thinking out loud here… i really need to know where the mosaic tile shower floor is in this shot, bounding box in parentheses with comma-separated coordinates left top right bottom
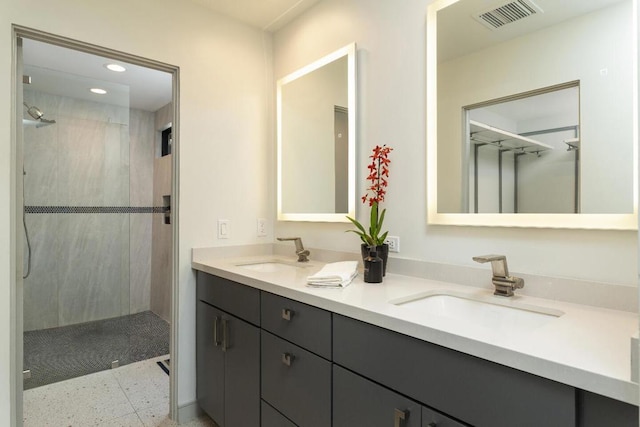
(24, 311, 170, 390)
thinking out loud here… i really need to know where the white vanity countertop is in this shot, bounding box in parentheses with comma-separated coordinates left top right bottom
(192, 251, 639, 406)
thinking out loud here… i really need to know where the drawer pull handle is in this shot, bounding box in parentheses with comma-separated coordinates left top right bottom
(394, 409, 409, 427)
(213, 316, 221, 347)
(281, 352, 295, 366)
(281, 308, 294, 321)
(221, 318, 229, 352)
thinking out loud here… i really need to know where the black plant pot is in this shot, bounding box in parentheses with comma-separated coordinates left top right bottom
(361, 243, 389, 277)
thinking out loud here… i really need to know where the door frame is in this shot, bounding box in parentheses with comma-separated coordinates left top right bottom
(11, 25, 181, 424)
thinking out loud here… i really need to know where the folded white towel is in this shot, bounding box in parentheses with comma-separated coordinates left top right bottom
(306, 261, 358, 288)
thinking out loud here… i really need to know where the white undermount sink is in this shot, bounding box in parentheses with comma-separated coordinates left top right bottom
(391, 290, 564, 333)
(235, 261, 304, 273)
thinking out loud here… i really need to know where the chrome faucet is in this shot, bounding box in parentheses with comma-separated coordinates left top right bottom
(472, 254, 524, 297)
(277, 237, 310, 262)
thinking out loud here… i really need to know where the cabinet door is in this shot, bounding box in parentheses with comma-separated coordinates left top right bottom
(334, 365, 422, 427)
(196, 301, 225, 425)
(262, 331, 331, 427)
(224, 313, 260, 427)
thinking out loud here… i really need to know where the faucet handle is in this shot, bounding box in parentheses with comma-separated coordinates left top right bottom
(472, 254, 509, 278)
(473, 254, 524, 297)
(277, 237, 310, 262)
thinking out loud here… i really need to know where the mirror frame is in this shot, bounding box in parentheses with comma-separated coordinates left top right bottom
(426, 0, 638, 230)
(277, 43, 357, 222)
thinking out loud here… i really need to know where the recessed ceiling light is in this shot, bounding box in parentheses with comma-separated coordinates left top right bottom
(105, 63, 126, 72)
(90, 88, 107, 95)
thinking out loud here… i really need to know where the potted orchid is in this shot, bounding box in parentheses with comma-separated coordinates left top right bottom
(346, 144, 392, 275)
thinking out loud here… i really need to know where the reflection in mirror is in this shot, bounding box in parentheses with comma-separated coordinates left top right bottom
(277, 43, 356, 222)
(427, 0, 637, 229)
(466, 82, 580, 214)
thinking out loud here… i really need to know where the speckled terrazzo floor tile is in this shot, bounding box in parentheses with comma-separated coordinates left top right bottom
(136, 403, 217, 427)
(23, 369, 135, 426)
(135, 403, 174, 427)
(95, 411, 144, 427)
(180, 415, 217, 427)
(112, 356, 170, 411)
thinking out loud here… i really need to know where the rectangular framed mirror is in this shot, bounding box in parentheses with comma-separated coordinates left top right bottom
(277, 43, 357, 222)
(427, 0, 638, 229)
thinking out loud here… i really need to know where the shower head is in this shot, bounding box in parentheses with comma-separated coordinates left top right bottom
(23, 102, 56, 127)
(23, 102, 43, 120)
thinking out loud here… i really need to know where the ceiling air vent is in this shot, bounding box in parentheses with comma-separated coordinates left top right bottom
(474, 0, 543, 30)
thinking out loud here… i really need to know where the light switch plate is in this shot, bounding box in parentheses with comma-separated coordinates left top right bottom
(257, 218, 267, 237)
(217, 219, 230, 239)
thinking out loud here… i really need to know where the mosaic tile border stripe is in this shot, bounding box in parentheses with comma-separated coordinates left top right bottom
(25, 206, 167, 214)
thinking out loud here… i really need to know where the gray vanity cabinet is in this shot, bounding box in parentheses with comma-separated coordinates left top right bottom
(578, 389, 638, 427)
(333, 364, 423, 427)
(333, 364, 467, 427)
(333, 314, 575, 427)
(195, 271, 637, 427)
(196, 272, 260, 427)
(262, 400, 297, 427)
(421, 407, 467, 427)
(260, 292, 332, 427)
(196, 301, 225, 423)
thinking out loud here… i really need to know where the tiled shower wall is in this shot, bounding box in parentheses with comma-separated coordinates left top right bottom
(150, 103, 172, 323)
(23, 90, 157, 331)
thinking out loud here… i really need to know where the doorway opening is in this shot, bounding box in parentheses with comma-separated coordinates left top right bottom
(14, 26, 179, 425)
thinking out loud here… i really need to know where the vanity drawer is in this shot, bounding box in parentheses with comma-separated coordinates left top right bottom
(196, 271, 260, 326)
(261, 292, 332, 359)
(262, 400, 298, 427)
(261, 330, 331, 427)
(333, 364, 423, 427)
(333, 314, 575, 427)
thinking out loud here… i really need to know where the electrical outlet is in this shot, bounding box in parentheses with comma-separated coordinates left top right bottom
(217, 219, 231, 239)
(385, 236, 400, 253)
(257, 218, 267, 237)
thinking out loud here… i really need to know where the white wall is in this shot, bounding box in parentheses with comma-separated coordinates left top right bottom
(0, 0, 272, 423)
(273, 0, 637, 287)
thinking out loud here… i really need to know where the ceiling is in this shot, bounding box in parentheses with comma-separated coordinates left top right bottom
(22, 38, 173, 112)
(188, 0, 322, 31)
(21, 0, 321, 114)
(438, 0, 627, 63)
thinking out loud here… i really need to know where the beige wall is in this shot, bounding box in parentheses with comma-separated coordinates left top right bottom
(0, 0, 273, 423)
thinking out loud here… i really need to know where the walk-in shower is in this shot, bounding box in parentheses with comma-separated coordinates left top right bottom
(21, 37, 173, 390)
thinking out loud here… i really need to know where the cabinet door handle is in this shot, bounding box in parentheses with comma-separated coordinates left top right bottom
(213, 316, 221, 347)
(281, 308, 294, 321)
(221, 318, 229, 352)
(394, 409, 409, 427)
(281, 352, 295, 366)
